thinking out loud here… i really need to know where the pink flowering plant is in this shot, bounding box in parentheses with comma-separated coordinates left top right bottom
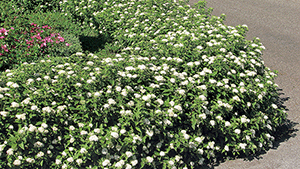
(0, 23, 68, 71)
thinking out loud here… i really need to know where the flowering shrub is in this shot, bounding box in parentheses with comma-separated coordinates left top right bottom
(10, 0, 61, 13)
(0, 23, 69, 71)
(0, 0, 288, 168)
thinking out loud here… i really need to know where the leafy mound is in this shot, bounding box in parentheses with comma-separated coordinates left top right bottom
(0, 0, 287, 168)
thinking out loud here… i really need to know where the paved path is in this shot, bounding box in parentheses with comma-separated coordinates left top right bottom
(188, 0, 300, 168)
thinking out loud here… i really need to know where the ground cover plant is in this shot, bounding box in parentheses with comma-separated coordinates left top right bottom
(0, 0, 288, 168)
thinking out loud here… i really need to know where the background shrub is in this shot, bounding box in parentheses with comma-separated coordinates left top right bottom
(48, 31, 83, 57)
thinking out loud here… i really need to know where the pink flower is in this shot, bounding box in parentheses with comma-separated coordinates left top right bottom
(0, 36, 5, 39)
(66, 43, 69, 46)
(1, 45, 8, 52)
(11, 27, 14, 30)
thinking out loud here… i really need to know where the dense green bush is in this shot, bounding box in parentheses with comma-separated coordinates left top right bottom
(0, 0, 288, 168)
(11, 0, 61, 13)
(27, 11, 108, 54)
(49, 31, 83, 57)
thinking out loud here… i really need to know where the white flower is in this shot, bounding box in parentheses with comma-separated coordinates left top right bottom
(197, 85, 207, 90)
(80, 130, 88, 135)
(199, 114, 206, 119)
(224, 145, 229, 151)
(233, 96, 240, 101)
(34, 141, 44, 148)
(271, 104, 278, 109)
(42, 106, 52, 113)
(89, 135, 98, 141)
(55, 159, 62, 165)
(174, 105, 182, 111)
(232, 89, 239, 93)
(138, 65, 146, 70)
(102, 159, 110, 166)
(234, 129, 241, 134)
(111, 132, 119, 139)
(6, 148, 14, 155)
(115, 160, 125, 167)
(126, 151, 133, 158)
(241, 116, 248, 123)
(11, 83, 19, 88)
(131, 160, 138, 166)
(6, 81, 14, 86)
(94, 92, 101, 97)
(154, 76, 164, 81)
(196, 45, 203, 50)
(13, 159, 21, 166)
(199, 95, 206, 101)
(168, 160, 175, 165)
(134, 93, 141, 98)
(184, 134, 190, 140)
(11, 102, 19, 108)
(210, 120, 216, 126)
(170, 78, 176, 83)
(76, 159, 83, 165)
(108, 98, 116, 105)
(120, 129, 126, 134)
(16, 113, 26, 120)
(142, 95, 151, 101)
(62, 164, 67, 169)
(187, 62, 194, 66)
(67, 157, 74, 163)
(26, 158, 35, 163)
(87, 61, 94, 66)
(225, 121, 231, 127)
(80, 148, 87, 154)
(239, 143, 247, 149)
(208, 141, 215, 149)
(220, 48, 226, 52)
(156, 99, 164, 105)
(69, 125, 75, 131)
(36, 151, 44, 158)
(75, 83, 82, 87)
(146, 130, 154, 137)
(209, 79, 217, 84)
(146, 156, 153, 163)
(258, 83, 264, 88)
(159, 151, 165, 156)
(195, 136, 205, 143)
(0, 111, 8, 117)
(178, 89, 185, 95)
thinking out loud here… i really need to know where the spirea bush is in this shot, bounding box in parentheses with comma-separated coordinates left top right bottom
(0, 0, 287, 168)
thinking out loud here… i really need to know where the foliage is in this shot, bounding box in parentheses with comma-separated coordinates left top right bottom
(49, 31, 83, 57)
(11, 0, 61, 14)
(0, 0, 288, 168)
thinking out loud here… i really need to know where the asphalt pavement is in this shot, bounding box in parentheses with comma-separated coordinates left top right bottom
(188, 0, 300, 168)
